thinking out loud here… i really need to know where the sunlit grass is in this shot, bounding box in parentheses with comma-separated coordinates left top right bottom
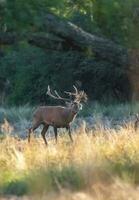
(1, 122, 139, 199)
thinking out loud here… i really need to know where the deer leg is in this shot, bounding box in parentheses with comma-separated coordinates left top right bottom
(135, 120, 139, 131)
(66, 126, 73, 142)
(28, 122, 40, 143)
(54, 127, 58, 143)
(28, 129, 31, 143)
(41, 125, 49, 145)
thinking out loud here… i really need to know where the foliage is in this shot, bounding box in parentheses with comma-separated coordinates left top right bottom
(0, 46, 77, 104)
(1, 102, 139, 127)
(2, 179, 28, 196)
(93, 0, 139, 47)
(0, 45, 130, 105)
(1, 0, 139, 42)
(0, 0, 139, 104)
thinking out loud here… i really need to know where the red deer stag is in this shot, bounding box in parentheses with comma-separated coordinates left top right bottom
(28, 85, 87, 145)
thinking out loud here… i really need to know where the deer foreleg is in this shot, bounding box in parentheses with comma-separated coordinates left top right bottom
(28, 122, 41, 143)
(28, 128, 32, 143)
(54, 127, 58, 143)
(41, 125, 49, 145)
(66, 126, 73, 142)
(135, 120, 139, 131)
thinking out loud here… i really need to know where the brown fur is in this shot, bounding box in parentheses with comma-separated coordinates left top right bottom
(28, 105, 77, 145)
(33, 106, 77, 127)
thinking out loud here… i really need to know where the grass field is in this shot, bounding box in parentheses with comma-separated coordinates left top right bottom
(1, 118, 139, 200)
(0, 102, 139, 137)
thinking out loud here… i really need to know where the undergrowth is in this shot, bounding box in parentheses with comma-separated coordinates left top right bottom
(0, 123, 139, 199)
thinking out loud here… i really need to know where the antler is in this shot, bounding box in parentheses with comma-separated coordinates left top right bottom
(65, 85, 87, 103)
(47, 85, 71, 102)
(73, 85, 78, 95)
(76, 91, 88, 103)
(64, 85, 79, 96)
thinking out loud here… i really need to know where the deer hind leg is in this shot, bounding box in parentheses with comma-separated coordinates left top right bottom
(66, 126, 73, 142)
(28, 121, 41, 143)
(41, 125, 49, 145)
(54, 127, 58, 143)
(135, 119, 139, 131)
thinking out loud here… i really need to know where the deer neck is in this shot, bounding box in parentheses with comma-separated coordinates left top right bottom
(68, 108, 78, 121)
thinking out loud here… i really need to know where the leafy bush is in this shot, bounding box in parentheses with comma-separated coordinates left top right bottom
(0, 44, 130, 105)
(2, 179, 28, 196)
(1, 0, 139, 105)
(1, 46, 78, 105)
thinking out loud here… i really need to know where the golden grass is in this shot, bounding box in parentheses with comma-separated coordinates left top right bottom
(1, 122, 139, 199)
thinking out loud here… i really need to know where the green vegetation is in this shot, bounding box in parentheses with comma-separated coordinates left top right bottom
(0, 102, 139, 124)
(0, 0, 139, 105)
(1, 1, 139, 199)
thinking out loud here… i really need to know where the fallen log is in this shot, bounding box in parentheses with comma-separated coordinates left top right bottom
(42, 14, 129, 65)
(28, 33, 72, 51)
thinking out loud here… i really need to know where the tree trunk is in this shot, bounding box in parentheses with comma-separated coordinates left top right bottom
(29, 14, 139, 101)
(28, 33, 70, 51)
(42, 14, 128, 66)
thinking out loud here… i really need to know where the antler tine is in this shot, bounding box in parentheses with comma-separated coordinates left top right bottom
(46, 85, 71, 102)
(64, 85, 79, 96)
(54, 90, 62, 98)
(46, 85, 50, 95)
(74, 90, 88, 103)
(73, 85, 78, 95)
(46, 85, 58, 99)
(54, 90, 71, 101)
(64, 91, 73, 96)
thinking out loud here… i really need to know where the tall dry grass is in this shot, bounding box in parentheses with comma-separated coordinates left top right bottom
(1, 121, 139, 199)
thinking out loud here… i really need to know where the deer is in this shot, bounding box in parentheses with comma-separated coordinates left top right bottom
(28, 85, 87, 145)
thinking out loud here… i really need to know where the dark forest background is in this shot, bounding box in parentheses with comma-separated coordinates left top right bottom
(0, 0, 139, 105)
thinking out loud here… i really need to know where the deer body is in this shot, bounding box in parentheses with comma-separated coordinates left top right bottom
(33, 106, 77, 128)
(28, 85, 87, 145)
